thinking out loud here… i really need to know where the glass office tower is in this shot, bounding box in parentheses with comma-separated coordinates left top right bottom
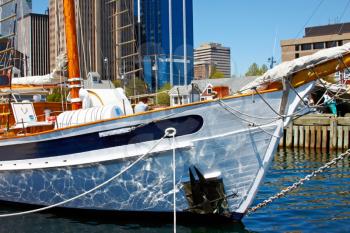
(138, 0, 194, 91)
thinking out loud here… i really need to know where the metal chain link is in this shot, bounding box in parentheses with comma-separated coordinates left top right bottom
(247, 149, 350, 215)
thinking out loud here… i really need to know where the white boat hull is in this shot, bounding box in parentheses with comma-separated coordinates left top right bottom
(0, 84, 313, 220)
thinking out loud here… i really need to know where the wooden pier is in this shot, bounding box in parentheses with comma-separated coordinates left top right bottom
(280, 114, 350, 150)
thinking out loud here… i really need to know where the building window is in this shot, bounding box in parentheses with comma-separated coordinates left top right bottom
(174, 97, 179, 105)
(301, 43, 312, 51)
(295, 45, 300, 51)
(295, 53, 300, 59)
(207, 88, 212, 94)
(338, 40, 343, 46)
(326, 41, 337, 48)
(313, 42, 324, 50)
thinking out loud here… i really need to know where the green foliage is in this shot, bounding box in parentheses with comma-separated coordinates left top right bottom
(47, 88, 67, 102)
(156, 83, 171, 106)
(260, 64, 268, 74)
(245, 63, 269, 76)
(210, 67, 226, 79)
(113, 77, 147, 97)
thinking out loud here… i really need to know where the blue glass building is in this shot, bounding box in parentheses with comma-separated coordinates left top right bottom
(137, 0, 194, 91)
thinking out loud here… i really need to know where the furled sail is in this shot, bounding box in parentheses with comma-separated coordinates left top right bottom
(11, 53, 68, 87)
(241, 42, 350, 92)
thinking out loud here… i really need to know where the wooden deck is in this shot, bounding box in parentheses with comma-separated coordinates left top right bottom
(280, 114, 350, 150)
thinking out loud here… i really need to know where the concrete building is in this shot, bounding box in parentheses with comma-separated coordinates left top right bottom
(49, 0, 118, 80)
(17, 13, 50, 76)
(193, 60, 215, 80)
(49, 0, 65, 73)
(194, 43, 231, 79)
(281, 22, 350, 62)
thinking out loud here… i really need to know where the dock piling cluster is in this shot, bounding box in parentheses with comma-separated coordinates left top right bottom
(280, 114, 350, 150)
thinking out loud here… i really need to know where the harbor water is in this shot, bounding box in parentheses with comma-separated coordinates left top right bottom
(0, 149, 349, 233)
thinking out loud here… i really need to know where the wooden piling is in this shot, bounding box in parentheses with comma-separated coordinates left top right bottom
(310, 126, 316, 149)
(286, 125, 293, 148)
(299, 126, 304, 148)
(316, 126, 322, 149)
(321, 126, 328, 149)
(280, 115, 350, 151)
(337, 126, 344, 150)
(305, 126, 310, 149)
(330, 117, 337, 150)
(293, 126, 299, 148)
(344, 126, 349, 149)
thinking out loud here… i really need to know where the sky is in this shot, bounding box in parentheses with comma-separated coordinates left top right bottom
(33, 0, 350, 76)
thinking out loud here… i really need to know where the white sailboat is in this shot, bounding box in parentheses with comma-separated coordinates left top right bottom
(0, 0, 349, 221)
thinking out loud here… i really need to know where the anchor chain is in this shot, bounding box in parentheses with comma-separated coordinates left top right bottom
(247, 149, 350, 215)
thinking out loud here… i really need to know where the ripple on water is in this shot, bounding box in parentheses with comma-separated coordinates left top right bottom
(0, 149, 349, 233)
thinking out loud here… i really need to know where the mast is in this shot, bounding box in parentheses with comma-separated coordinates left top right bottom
(63, 0, 82, 110)
(95, 0, 102, 75)
(168, 0, 173, 86)
(183, 0, 187, 86)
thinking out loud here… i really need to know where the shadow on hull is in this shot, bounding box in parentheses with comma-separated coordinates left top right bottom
(0, 200, 246, 227)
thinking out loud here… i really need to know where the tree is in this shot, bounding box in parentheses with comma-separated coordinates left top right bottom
(47, 88, 67, 102)
(245, 63, 261, 76)
(245, 63, 269, 76)
(260, 64, 268, 74)
(210, 67, 225, 79)
(113, 77, 147, 97)
(156, 83, 171, 106)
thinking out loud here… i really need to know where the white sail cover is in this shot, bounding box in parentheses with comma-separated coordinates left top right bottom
(11, 53, 67, 86)
(11, 73, 63, 86)
(241, 42, 350, 92)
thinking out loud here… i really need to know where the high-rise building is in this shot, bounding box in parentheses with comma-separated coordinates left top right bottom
(17, 13, 50, 76)
(194, 43, 231, 79)
(49, 0, 66, 73)
(139, 0, 194, 91)
(49, 0, 117, 80)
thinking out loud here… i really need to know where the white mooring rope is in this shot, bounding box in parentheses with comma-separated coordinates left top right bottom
(0, 130, 174, 218)
(165, 127, 177, 233)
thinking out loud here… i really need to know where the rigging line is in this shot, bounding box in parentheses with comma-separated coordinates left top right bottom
(218, 99, 281, 120)
(336, 0, 350, 34)
(253, 88, 283, 117)
(167, 128, 177, 233)
(284, 78, 309, 106)
(218, 100, 281, 127)
(76, 0, 88, 80)
(0, 131, 172, 218)
(220, 99, 294, 139)
(255, 125, 280, 138)
(294, 0, 325, 39)
(118, 0, 139, 72)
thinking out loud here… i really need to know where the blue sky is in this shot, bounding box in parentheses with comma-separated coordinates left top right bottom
(33, 0, 350, 76)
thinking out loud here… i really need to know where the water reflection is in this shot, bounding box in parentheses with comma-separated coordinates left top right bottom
(0, 205, 251, 233)
(245, 148, 350, 233)
(0, 149, 349, 233)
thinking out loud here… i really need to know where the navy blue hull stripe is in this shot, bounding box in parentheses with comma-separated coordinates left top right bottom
(1, 115, 203, 161)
